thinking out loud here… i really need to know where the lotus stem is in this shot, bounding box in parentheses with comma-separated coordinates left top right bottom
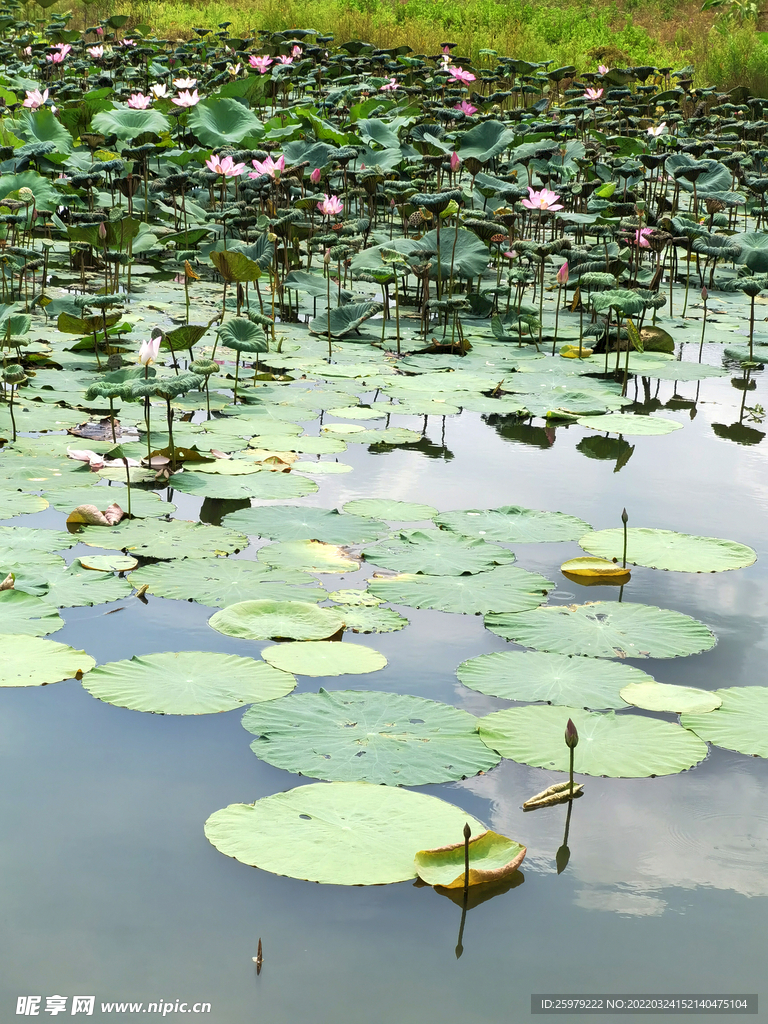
(621, 507, 628, 568)
(463, 821, 471, 898)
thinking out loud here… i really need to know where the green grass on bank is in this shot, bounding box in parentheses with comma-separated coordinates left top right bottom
(92, 0, 768, 92)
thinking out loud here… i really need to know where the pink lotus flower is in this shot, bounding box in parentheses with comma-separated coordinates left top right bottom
(556, 261, 569, 285)
(634, 227, 653, 248)
(121, 38, 135, 47)
(277, 55, 293, 65)
(291, 44, 302, 57)
(173, 77, 197, 89)
(250, 154, 284, 179)
(448, 65, 476, 84)
(23, 88, 48, 109)
(172, 89, 200, 108)
(96, 26, 104, 35)
(454, 99, 477, 115)
(380, 77, 398, 91)
(317, 194, 343, 217)
(522, 186, 563, 212)
(46, 44, 71, 64)
(647, 122, 667, 137)
(249, 55, 273, 73)
(88, 45, 104, 59)
(127, 93, 152, 109)
(139, 335, 162, 366)
(450, 151, 461, 172)
(150, 83, 169, 99)
(598, 64, 608, 74)
(310, 167, 322, 185)
(206, 154, 246, 177)
(227, 62, 241, 76)
(584, 88, 603, 100)
(442, 44, 451, 53)
(22, 46, 32, 56)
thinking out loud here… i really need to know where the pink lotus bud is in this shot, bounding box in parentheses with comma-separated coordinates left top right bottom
(450, 151, 461, 172)
(565, 718, 579, 749)
(310, 167, 321, 185)
(323, 248, 331, 265)
(556, 261, 569, 286)
(98, 222, 107, 240)
(701, 286, 708, 301)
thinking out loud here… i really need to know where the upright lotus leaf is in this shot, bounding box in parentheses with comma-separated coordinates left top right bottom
(258, 540, 359, 573)
(209, 600, 344, 641)
(309, 302, 384, 338)
(732, 231, 768, 273)
(0, 492, 48, 518)
(210, 250, 262, 283)
(411, 228, 489, 279)
(579, 528, 756, 573)
(485, 602, 717, 659)
(0, 634, 95, 686)
(368, 564, 554, 615)
(203, 782, 485, 884)
(457, 120, 516, 162)
(363, 530, 514, 576)
(620, 681, 722, 714)
(457, 651, 657, 709)
(242, 689, 500, 784)
(681, 686, 768, 757)
(82, 651, 296, 715)
(261, 640, 387, 676)
(415, 831, 526, 888)
(435, 506, 592, 543)
(19, 107, 73, 154)
(217, 318, 268, 353)
(78, 519, 248, 559)
(577, 414, 683, 435)
(222, 505, 388, 544)
(0, 591, 63, 636)
(341, 499, 438, 521)
(92, 107, 171, 141)
(0, 171, 59, 211)
(479, 705, 708, 777)
(188, 98, 264, 146)
(128, 558, 321, 607)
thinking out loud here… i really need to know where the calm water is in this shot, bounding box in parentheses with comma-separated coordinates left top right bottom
(2, 344, 768, 1022)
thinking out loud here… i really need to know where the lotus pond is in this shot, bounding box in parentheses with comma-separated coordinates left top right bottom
(1, 17, 768, 1023)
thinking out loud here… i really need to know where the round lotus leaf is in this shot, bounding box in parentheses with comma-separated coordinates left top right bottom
(681, 686, 768, 757)
(0, 634, 95, 686)
(341, 606, 409, 633)
(457, 651, 657, 709)
(248, 434, 347, 454)
(363, 529, 514, 576)
(42, 560, 133, 608)
(209, 600, 344, 641)
(80, 554, 138, 572)
(243, 688, 499, 785)
(79, 519, 248, 559)
(261, 640, 387, 676)
(204, 782, 485, 884)
(435, 505, 592, 543)
(258, 540, 359, 573)
(577, 413, 683, 435)
(342, 498, 438, 520)
(327, 589, 382, 606)
(0, 526, 77, 567)
(0, 492, 48, 519)
(191, 459, 262, 476)
(326, 406, 384, 420)
(42, 485, 175, 519)
(222, 505, 388, 544)
(579, 528, 757, 573)
(414, 830, 526, 888)
(485, 602, 717, 659)
(368, 564, 554, 615)
(479, 705, 708, 777)
(620, 681, 722, 714)
(0, 590, 64, 636)
(128, 558, 321, 607)
(167, 471, 317, 501)
(82, 651, 295, 715)
(293, 461, 353, 475)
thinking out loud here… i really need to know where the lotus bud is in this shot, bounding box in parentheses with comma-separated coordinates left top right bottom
(310, 167, 322, 185)
(450, 151, 461, 172)
(98, 221, 107, 240)
(621, 507, 628, 524)
(556, 261, 569, 286)
(324, 247, 331, 265)
(565, 718, 579, 749)
(701, 286, 708, 301)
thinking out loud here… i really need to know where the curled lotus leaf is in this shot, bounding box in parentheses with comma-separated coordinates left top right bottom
(414, 830, 526, 888)
(209, 600, 344, 641)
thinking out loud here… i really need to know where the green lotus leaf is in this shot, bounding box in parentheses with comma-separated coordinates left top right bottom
(326, 406, 384, 421)
(0, 491, 48, 518)
(485, 602, 717, 659)
(82, 650, 295, 715)
(128, 558, 321, 607)
(681, 686, 768, 757)
(79, 519, 248, 559)
(261, 640, 386, 676)
(258, 540, 359, 573)
(435, 505, 592, 543)
(414, 830, 526, 888)
(0, 526, 78, 567)
(249, 434, 348, 455)
(579, 528, 756, 573)
(341, 606, 409, 633)
(479, 705, 708, 777)
(222, 505, 388, 544)
(0, 170, 59, 211)
(210, 250, 262, 283)
(368, 564, 554, 615)
(92, 106, 171, 141)
(342, 498, 438, 520)
(0, 633, 94, 686)
(457, 119, 516, 161)
(204, 782, 485, 885)
(42, 485, 174, 519)
(190, 460, 261, 476)
(79, 555, 138, 572)
(577, 413, 683, 435)
(0, 590, 63, 636)
(457, 651, 657, 709)
(217, 318, 268, 353)
(167, 470, 317, 500)
(209, 599, 344, 641)
(620, 681, 722, 714)
(309, 301, 384, 338)
(363, 529, 514, 576)
(327, 589, 382, 606)
(242, 688, 498, 785)
(41, 559, 132, 608)
(188, 97, 264, 146)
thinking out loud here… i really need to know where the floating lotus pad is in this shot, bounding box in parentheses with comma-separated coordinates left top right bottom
(37, 561, 132, 608)
(0, 634, 95, 686)
(258, 540, 360, 573)
(435, 505, 592, 543)
(368, 565, 554, 615)
(43, 485, 175, 519)
(340, 606, 409, 633)
(579, 528, 757, 573)
(0, 526, 78, 566)
(204, 782, 485, 884)
(363, 529, 515, 576)
(242, 689, 499, 785)
(128, 558, 322, 607)
(479, 705, 708, 777)
(485, 602, 717, 659)
(82, 651, 296, 715)
(681, 686, 768, 757)
(342, 498, 439, 521)
(415, 830, 526, 888)
(209, 600, 344, 641)
(167, 470, 318, 501)
(561, 557, 631, 581)
(0, 492, 48, 519)
(577, 413, 683, 435)
(620, 681, 722, 714)
(222, 505, 388, 544)
(80, 554, 138, 572)
(79, 519, 248, 559)
(0, 590, 64, 636)
(261, 640, 387, 676)
(457, 651, 656, 709)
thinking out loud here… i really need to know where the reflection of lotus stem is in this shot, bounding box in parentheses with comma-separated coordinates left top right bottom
(463, 822, 471, 897)
(122, 458, 132, 516)
(394, 274, 401, 355)
(165, 397, 176, 472)
(326, 270, 332, 362)
(108, 398, 116, 443)
(552, 282, 562, 355)
(698, 295, 708, 363)
(8, 388, 16, 442)
(233, 352, 240, 404)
